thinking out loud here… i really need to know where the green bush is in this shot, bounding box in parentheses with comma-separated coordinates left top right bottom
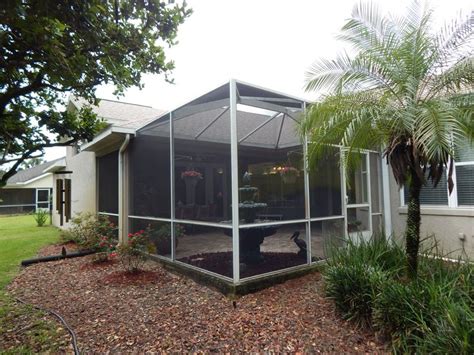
(33, 209, 48, 227)
(59, 212, 117, 254)
(420, 300, 474, 354)
(117, 230, 150, 272)
(323, 235, 474, 353)
(373, 276, 474, 353)
(325, 263, 387, 326)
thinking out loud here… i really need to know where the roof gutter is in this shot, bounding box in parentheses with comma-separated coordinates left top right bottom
(118, 134, 130, 244)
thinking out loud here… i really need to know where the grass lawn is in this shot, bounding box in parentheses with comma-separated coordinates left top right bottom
(0, 214, 59, 288)
(0, 214, 69, 353)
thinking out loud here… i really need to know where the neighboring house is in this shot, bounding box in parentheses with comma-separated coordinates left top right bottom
(0, 159, 60, 214)
(51, 79, 472, 288)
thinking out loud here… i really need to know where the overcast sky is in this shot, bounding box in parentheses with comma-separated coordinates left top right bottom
(45, 0, 473, 161)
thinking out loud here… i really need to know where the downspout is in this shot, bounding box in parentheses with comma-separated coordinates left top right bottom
(118, 134, 130, 244)
(381, 155, 393, 240)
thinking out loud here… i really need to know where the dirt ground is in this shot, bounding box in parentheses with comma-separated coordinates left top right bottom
(8, 253, 385, 353)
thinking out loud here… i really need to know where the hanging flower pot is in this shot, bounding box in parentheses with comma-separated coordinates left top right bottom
(280, 166, 299, 184)
(181, 170, 203, 204)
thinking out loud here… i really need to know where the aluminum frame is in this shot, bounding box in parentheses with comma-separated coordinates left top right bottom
(118, 80, 385, 284)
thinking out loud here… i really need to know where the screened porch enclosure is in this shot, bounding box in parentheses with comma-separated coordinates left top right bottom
(97, 80, 384, 283)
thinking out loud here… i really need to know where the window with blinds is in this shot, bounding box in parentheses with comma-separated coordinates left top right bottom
(455, 141, 474, 206)
(403, 172, 448, 206)
(456, 165, 474, 206)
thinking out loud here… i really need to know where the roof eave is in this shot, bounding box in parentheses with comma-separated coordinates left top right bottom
(81, 126, 135, 157)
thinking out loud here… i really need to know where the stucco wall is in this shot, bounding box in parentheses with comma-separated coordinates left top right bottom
(4, 174, 53, 190)
(52, 149, 97, 228)
(389, 170, 474, 259)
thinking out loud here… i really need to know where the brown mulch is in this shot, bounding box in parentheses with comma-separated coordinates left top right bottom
(37, 241, 79, 257)
(80, 259, 117, 271)
(7, 256, 386, 353)
(103, 270, 172, 286)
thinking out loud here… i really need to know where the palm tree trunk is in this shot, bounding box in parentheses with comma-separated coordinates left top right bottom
(405, 169, 422, 278)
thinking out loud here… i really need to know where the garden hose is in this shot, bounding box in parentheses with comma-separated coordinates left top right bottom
(14, 296, 80, 355)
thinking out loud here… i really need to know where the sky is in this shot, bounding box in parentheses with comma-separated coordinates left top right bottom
(44, 0, 473, 161)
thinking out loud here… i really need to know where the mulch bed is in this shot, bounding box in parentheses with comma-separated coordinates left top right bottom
(179, 251, 307, 278)
(7, 253, 386, 353)
(103, 270, 172, 286)
(37, 241, 79, 257)
(80, 259, 117, 271)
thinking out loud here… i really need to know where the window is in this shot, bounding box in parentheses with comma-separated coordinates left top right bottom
(455, 141, 474, 207)
(403, 172, 448, 206)
(401, 141, 474, 208)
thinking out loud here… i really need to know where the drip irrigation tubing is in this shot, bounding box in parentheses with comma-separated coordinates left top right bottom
(14, 296, 80, 355)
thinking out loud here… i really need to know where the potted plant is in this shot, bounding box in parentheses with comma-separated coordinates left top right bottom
(148, 224, 185, 255)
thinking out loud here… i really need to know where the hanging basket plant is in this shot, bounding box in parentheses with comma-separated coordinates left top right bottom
(181, 170, 203, 181)
(280, 166, 300, 184)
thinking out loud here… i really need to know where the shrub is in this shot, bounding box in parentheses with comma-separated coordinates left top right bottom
(324, 263, 387, 327)
(117, 230, 149, 272)
(59, 213, 117, 259)
(373, 275, 474, 353)
(324, 235, 405, 326)
(33, 209, 49, 227)
(329, 236, 406, 277)
(323, 235, 474, 353)
(420, 300, 474, 354)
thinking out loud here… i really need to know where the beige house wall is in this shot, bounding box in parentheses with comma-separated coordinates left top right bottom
(21, 174, 53, 189)
(388, 170, 474, 259)
(52, 147, 97, 228)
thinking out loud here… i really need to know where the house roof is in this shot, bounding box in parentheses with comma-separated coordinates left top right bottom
(69, 96, 166, 129)
(6, 158, 62, 185)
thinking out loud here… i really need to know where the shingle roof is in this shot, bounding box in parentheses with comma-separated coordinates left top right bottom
(7, 158, 62, 184)
(69, 96, 166, 129)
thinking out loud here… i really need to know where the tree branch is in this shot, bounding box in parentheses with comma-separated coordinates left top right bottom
(0, 73, 44, 110)
(0, 138, 77, 187)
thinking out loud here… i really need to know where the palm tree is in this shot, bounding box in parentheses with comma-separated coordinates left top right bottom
(301, 1, 473, 277)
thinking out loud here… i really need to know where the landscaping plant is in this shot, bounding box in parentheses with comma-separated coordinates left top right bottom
(59, 212, 117, 261)
(301, 0, 474, 278)
(324, 237, 404, 326)
(117, 230, 149, 273)
(324, 235, 474, 353)
(33, 209, 48, 227)
(148, 223, 185, 255)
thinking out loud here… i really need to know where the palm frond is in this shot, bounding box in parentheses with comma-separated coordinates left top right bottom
(432, 10, 474, 72)
(302, 91, 385, 171)
(427, 56, 474, 99)
(303, 0, 474, 189)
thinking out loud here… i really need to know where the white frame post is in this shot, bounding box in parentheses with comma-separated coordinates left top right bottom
(381, 154, 393, 239)
(229, 79, 240, 283)
(302, 102, 312, 264)
(366, 153, 373, 239)
(118, 134, 130, 244)
(340, 148, 349, 240)
(170, 112, 176, 261)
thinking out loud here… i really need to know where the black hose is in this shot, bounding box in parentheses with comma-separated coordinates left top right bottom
(14, 296, 80, 355)
(21, 250, 96, 267)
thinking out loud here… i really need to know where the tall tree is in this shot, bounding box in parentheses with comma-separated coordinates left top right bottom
(301, 1, 473, 277)
(0, 0, 191, 186)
